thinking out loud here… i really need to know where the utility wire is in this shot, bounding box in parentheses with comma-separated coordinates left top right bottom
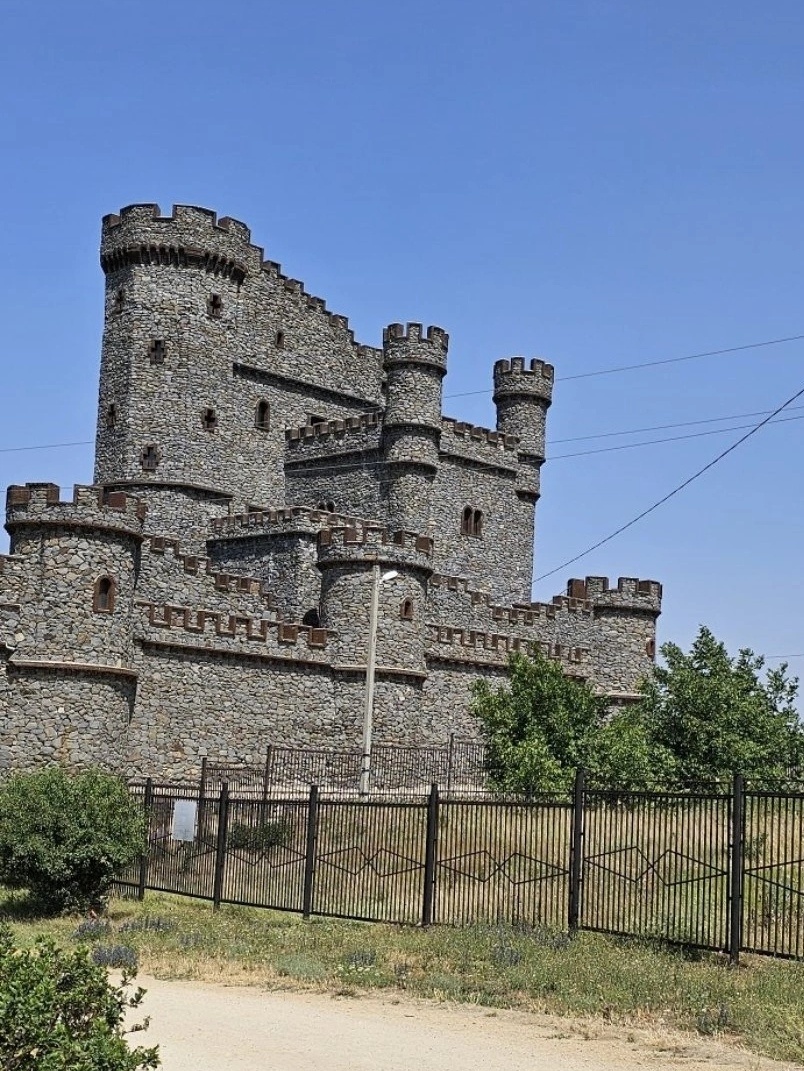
(443, 332, 804, 399)
(533, 381, 804, 584)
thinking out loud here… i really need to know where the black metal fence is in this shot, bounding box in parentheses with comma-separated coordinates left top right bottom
(117, 773, 804, 962)
(201, 738, 488, 799)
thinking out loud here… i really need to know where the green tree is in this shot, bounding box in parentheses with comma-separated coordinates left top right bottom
(0, 924, 159, 1070)
(471, 646, 623, 795)
(0, 768, 146, 914)
(638, 626, 802, 788)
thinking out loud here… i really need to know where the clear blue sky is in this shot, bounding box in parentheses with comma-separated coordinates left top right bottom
(1, 0, 803, 674)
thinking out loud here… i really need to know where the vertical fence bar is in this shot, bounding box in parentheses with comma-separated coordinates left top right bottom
(137, 777, 154, 902)
(199, 757, 207, 801)
(422, 783, 440, 927)
(302, 784, 320, 919)
(262, 746, 273, 802)
(212, 782, 230, 911)
(446, 735, 455, 800)
(568, 768, 586, 933)
(729, 773, 745, 963)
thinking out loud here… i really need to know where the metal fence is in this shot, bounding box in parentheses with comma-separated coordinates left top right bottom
(117, 773, 804, 962)
(201, 738, 488, 799)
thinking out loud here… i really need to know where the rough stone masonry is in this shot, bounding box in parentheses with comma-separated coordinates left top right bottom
(0, 204, 662, 780)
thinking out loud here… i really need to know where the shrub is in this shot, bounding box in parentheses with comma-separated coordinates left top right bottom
(0, 923, 159, 1069)
(227, 817, 293, 852)
(0, 767, 146, 913)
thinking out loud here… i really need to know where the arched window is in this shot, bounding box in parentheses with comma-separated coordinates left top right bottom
(461, 506, 483, 537)
(93, 576, 115, 614)
(255, 399, 270, 430)
(400, 598, 414, 621)
(275, 330, 285, 349)
(317, 500, 336, 513)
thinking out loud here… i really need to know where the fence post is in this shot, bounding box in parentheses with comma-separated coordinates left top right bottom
(212, 782, 230, 911)
(137, 778, 153, 902)
(302, 784, 319, 919)
(422, 783, 440, 927)
(728, 773, 745, 965)
(262, 745, 274, 802)
(568, 768, 586, 934)
(446, 734, 455, 800)
(199, 757, 207, 802)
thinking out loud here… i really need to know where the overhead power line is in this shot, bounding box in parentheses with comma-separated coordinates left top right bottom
(443, 332, 804, 400)
(533, 381, 804, 584)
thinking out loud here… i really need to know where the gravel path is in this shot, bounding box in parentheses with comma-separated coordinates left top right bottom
(133, 975, 800, 1071)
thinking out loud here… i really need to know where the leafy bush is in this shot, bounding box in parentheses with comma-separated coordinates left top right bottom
(227, 817, 293, 852)
(0, 923, 159, 1069)
(0, 767, 146, 913)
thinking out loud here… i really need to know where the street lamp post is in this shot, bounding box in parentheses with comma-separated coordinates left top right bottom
(360, 564, 399, 796)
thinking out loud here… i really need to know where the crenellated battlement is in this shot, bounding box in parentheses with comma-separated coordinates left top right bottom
(441, 418, 519, 452)
(426, 623, 587, 668)
(6, 483, 146, 539)
(429, 572, 594, 626)
(101, 203, 360, 342)
(566, 576, 663, 614)
(285, 411, 381, 444)
(382, 322, 449, 370)
(493, 357, 555, 402)
(145, 535, 277, 609)
(209, 505, 369, 539)
(136, 601, 329, 656)
(318, 526, 433, 574)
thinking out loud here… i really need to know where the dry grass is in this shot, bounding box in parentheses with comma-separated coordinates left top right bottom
(3, 889, 804, 1065)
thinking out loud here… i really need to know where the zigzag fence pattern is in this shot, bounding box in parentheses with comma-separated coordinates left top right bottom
(116, 774, 804, 963)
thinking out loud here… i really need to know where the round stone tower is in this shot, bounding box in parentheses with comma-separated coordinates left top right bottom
(492, 357, 554, 502)
(381, 323, 448, 535)
(96, 204, 266, 545)
(4, 483, 145, 771)
(317, 524, 433, 673)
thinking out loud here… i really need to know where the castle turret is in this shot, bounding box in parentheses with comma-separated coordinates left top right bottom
(493, 357, 554, 501)
(382, 323, 448, 534)
(566, 576, 663, 699)
(317, 525, 433, 673)
(96, 204, 264, 546)
(3, 483, 145, 771)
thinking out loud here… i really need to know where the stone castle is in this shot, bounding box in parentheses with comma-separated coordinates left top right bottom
(0, 204, 662, 779)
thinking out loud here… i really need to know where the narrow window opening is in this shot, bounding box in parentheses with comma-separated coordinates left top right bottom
(106, 403, 117, 429)
(255, 399, 270, 430)
(113, 289, 125, 314)
(93, 576, 115, 614)
(400, 598, 414, 621)
(141, 444, 159, 471)
(275, 330, 285, 349)
(202, 407, 218, 432)
(148, 339, 166, 365)
(307, 413, 327, 427)
(461, 506, 483, 537)
(207, 293, 223, 318)
(302, 607, 321, 627)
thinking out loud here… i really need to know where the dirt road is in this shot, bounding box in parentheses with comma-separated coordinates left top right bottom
(133, 975, 799, 1071)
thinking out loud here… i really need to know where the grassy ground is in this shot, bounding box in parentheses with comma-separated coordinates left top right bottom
(3, 890, 804, 1066)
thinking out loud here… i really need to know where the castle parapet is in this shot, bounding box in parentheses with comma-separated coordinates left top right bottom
(6, 483, 146, 542)
(137, 601, 330, 661)
(101, 204, 359, 339)
(284, 412, 382, 464)
(318, 526, 433, 572)
(210, 506, 369, 539)
(493, 357, 555, 404)
(382, 322, 449, 370)
(567, 576, 663, 615)
(426, 623, 588, 670)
